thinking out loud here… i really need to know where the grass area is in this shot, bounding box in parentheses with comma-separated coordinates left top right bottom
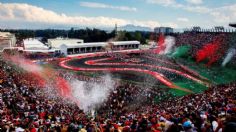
(172, 81, 207, 95)
(168, 58, 236, 97)
(154, 60, 236, 102)
(168, 89, 188, 97)
(162, 80, 208, 97)
(181, 59, 236, 85)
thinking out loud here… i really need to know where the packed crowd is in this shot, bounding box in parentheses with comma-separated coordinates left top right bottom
(0, 55, 236, 132)
(175, 33, 228, 55)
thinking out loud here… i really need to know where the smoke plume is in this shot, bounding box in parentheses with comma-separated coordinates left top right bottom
(222, 48, 236, 67)
(7, 55, 43, 72)
(163, 36, 175, 54)
(70, 74, 116, 112)
(155, 35, 175, 55)
(5, 54, 118, 112)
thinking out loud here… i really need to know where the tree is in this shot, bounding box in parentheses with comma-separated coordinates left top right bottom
(134, 31, 142, 42)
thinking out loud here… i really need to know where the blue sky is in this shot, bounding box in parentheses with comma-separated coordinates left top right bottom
(0, 0, 236, 29)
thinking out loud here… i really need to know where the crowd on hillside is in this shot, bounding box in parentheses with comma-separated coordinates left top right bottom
(0, 56, 236, 132)
(175, 33, 230, 56)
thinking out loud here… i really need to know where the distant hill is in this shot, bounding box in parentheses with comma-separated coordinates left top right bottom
(119, 24, 152, 32)
(0, 23, 153, 32)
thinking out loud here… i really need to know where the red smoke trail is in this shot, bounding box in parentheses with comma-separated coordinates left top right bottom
(155, 33, 165, 54)
(39, 66, 73, 99)
(195, 37, 225, 66)
(22, 72, 46, 88)
(55, 76, 72, 97)
(4, 54, 74, 101)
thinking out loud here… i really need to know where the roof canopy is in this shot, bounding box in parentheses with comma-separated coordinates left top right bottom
(65, 41, 140, 48)
(23, 39, 49, 50)
(229, 23, 236, 28)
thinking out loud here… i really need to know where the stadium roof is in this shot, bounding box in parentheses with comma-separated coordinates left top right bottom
(229, 23, 236, 28)
(65, 41, 140, 48)
(112, 41, 140, 45)
(65, 42, 106, 48)
(48, 38, 84, 48)
(23, 38, 49, 50)
(23, 49, 58, 53)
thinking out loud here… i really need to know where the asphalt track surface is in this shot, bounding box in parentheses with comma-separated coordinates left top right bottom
(59, 52, 210, 93)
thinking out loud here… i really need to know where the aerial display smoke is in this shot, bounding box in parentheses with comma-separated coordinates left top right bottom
(222, 48, 236, 67)
(195, 37, 224, 66)
(163, 36, 175, 54)
(155, 34, 165, 54)
(5, 55, 72, 99)
(5, 54, 117, 112)
(155, 35, 176, 55)
(8, 55, 43, 72)
(70, 74, 116, 112)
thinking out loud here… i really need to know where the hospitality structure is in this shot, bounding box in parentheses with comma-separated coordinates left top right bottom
(22, 38, 140, 56)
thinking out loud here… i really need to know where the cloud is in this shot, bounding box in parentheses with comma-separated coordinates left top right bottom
(185, 0, 203, 5)
(146, 0, 206, 11)
(183, 6, 210, 13)
(177, 17, 189, 22)
(80, 2, 137, 12)
(0, 2, 166, 29)
(163, 22, 178, 28)
(146, 0, 176, 6)
(146, 0, 236, 25)
(147, 0, 203, 6)
(210, 4, 236, 23)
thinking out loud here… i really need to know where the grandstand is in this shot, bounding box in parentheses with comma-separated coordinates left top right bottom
(0, 29, 235, 132)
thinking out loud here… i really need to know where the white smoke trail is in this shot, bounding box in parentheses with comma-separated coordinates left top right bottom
(8, 55, 43, 72)
(6, 55, 118, 112)
(163, 36, 176, 55)
(222, 48, 236, 67)
(70, 74, 116, 112)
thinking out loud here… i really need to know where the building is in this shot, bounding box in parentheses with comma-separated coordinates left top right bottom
(0, 32, 16, 52)
(61, 42, 106, 56)
(48, 38, 84, 49)
(23, 38, 49, 50)
(62, 41, 140, 56)
(154, 27, 173, 34)
(23, 38, 60, 53)
(21, 38, 140, 56)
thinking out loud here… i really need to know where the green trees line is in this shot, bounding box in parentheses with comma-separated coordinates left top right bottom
(0, 28, 151, 44)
